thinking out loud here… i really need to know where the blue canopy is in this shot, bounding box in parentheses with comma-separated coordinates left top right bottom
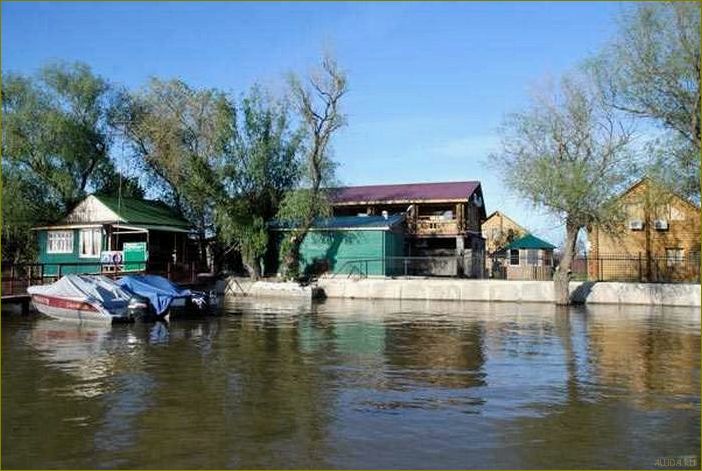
(116, 275, 192, 315)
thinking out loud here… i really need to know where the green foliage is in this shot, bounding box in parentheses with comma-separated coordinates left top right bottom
(494, 73, 634, 230)
(2, 61, 118, 262)
(278, 54, 348, 279)
(493, 71, 634, 304)
(1, 168, 61, 263)
(589, 2, 700, 200)
(112, 78, 235, 260)
(214, 87, 304, 277)
(2, 62, 117, 210)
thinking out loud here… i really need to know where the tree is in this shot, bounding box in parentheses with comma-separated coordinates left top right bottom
(214, 88, 303, 278)
(2, 62, 118, 262)
(492, 72, 634, 305)
(112, 78, 235, 267)
(1, 168, 61, 263)
(2, 62, 117, 211)
(277, 55, 348, 280)
(590, 2, 700, 200)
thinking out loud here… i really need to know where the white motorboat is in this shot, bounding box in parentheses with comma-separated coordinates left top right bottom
(27, 274, 144, 323)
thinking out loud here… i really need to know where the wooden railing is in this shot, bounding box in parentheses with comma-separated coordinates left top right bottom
(412, 218, 460, 236)
(1, 261, 201, 297)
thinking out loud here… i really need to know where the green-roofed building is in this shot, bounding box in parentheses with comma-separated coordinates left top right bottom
(269, 214, 407, 276)
(495, 233, 556, 280)
(34, 194, 194, 276)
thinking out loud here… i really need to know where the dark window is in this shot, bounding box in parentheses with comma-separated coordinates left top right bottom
(510, 249, 520, 265)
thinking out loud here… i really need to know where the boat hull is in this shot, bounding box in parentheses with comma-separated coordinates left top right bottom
(30, 294, 132, 324)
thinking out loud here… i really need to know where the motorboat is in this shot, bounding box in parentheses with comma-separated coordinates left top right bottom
(116, 275, 216, 320)
(27, 274, 146, 323)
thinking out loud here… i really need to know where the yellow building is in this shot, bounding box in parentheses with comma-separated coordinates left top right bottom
(481, 211, 527, 256)
(587, 178, 700, 282)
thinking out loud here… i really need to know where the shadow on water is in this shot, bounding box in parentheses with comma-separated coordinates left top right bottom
(2, 298, 699, 469)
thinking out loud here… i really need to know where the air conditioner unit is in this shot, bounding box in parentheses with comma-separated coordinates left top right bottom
(629, 220, 644, 230)
(654, 219, 669, 230)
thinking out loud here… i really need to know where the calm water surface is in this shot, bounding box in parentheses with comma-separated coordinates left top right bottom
(2, 299, 700, 469)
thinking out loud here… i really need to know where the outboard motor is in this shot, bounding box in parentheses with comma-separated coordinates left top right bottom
(127, 294, 152, 321)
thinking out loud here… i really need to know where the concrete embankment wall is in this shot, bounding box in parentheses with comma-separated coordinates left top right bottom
(316, 278, 700, 307)
(220, 278, 323, 299)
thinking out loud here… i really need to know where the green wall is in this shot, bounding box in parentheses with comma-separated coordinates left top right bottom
(276, 229, 405, 276)
(38, 229, 104, 276)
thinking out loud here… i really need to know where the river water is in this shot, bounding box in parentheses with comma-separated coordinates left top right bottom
(2, 298, 700, 469)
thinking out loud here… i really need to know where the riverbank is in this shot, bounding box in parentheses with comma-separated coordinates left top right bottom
(223, 277, 700, 307)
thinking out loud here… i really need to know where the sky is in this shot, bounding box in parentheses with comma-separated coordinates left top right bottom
(2, 1, 626, 244)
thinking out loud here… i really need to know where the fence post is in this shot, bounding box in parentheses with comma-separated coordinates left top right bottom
(404, 259, 408, 277)
(190, 261, 196, 283)
(638, 253, 642, 282)
(58, 264, 63, 279)
(167, 262, 172, 281)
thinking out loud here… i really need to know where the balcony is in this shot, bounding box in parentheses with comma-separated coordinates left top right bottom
(412, 217, 460, 236)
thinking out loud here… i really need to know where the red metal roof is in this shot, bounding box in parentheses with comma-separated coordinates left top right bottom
(330, 181, 481, 204)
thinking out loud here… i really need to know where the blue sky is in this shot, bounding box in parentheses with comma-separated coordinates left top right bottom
(2, 1, 625, 244)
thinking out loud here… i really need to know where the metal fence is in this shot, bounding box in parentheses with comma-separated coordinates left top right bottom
(328, 253, 699, 283)
(330, 256, 482, 278)
(571, 253, 700, 283)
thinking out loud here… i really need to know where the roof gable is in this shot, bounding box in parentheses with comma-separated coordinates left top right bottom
(618, 177, 700, 211)
(64, 195, 122, 224)
(482, 211, 526, 232)
(330, 181, 481, 204)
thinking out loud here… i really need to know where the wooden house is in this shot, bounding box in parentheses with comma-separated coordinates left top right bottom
(586, 178, 700, 282)
(33, 195, 193, 277)
(481, 211, 527, 276)
(330, 181, 487, 277)
(481, 211, 527, 255)
(492, 234, 556, 280)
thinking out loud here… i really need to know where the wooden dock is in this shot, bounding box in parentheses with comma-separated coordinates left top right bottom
(1, 294, 31, 315)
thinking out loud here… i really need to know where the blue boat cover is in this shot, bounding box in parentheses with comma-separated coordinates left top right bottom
(116, 275, 192, 315)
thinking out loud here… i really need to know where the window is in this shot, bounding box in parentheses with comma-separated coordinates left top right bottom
(510, 249, 520, 266)
(666, 248, 684, 267)
(79, 228, 102, 258)
(47, 231, 73, 254)
(527, 249, 538, 265)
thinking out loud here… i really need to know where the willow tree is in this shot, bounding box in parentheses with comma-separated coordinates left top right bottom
(2, 62, 119, 262)
(111, 78, 234, 266)
(2, 62, 117, 211)
(493, 73, 634, 305)
(277, 55, 347, 280)
(590, 2, 700, 200)
(214, 88, 304, 278)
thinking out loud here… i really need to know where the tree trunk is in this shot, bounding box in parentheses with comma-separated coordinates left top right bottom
(282, 234, 303, 280)
(554, 221, 579, 305)
(242, 254, 261, 280)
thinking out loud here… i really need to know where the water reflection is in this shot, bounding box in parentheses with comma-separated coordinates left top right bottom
(2, 299, 699, 469)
